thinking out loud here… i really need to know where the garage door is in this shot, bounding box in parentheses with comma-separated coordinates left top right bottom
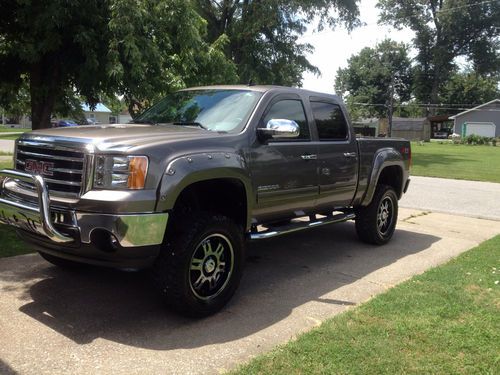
(462, 122, 496, 137)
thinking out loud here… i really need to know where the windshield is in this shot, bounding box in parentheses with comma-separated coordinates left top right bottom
(134, 89, 262, 132)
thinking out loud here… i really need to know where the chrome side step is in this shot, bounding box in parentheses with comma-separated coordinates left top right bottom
(250, 212, 356, 241)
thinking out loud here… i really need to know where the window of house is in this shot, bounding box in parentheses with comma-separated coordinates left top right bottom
(263, 99, 310, 140)
(311, 101, 348, 140)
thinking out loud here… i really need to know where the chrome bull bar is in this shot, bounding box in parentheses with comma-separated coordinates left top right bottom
(0, 169, 73, 243)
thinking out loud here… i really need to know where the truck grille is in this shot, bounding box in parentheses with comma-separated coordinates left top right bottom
(15, 141, 86, 196)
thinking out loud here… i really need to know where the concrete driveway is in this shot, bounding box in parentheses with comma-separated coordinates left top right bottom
(1, 208, 499, 375)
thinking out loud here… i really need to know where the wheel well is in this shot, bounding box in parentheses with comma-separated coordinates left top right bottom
(173, 179, 247, 228)
(377, 166, 403, 198)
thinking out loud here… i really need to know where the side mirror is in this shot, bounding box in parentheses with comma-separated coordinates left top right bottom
(257, 119, 300, 139)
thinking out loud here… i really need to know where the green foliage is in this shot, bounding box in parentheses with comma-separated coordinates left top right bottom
(462, 134, 498, 146)
(0, 0, 239, 127)
(378, 0, 500, 105)
(441, 71, 500, 114)
(195, 0, 360, 86)
(335, 39, 412, 118)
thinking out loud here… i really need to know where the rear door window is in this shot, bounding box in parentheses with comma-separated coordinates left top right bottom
(310, 101, 349, 140)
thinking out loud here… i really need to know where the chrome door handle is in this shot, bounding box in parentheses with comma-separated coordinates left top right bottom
(343, 152, 357, 158)
(301, 154, 317, 160)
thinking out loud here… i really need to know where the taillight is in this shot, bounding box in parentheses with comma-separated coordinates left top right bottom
(401, 146, 411, 168)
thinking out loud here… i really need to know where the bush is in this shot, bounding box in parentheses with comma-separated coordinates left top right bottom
(463, 134, 497, 146)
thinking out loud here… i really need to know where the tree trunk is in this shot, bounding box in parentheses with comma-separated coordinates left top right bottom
(29, 59, 60, 130)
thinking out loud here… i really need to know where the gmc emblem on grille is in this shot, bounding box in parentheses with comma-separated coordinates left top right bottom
(25, 159, 55, 176)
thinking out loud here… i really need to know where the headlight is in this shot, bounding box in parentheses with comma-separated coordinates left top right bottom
(94, 155, 148, 190)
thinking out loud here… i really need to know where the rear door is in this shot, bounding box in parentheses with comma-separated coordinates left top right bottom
(250, 94, 319, 221)
(309, 98, 358, 209)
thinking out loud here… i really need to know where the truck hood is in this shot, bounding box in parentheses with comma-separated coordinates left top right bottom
(22, 124, 224, 151)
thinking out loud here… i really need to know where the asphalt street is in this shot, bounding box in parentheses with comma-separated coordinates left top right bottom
(401, 175, 500, 220)
(1, 208, 499, 375)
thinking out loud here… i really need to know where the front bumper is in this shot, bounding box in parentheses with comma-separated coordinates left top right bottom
(0, 169, 168, 265)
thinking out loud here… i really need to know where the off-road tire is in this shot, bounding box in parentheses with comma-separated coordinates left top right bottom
(355, 184, 398, 245)
(38, 251, 87, 269)
(152, 212, 245, 317)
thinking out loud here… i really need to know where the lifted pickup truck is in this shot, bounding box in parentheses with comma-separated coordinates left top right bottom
(0, 85, 410, 316)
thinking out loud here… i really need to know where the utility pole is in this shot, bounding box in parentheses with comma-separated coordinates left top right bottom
(387, 73, 395, 138)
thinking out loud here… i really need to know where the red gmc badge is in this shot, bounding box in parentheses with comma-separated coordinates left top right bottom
(24, 159, 55, 176)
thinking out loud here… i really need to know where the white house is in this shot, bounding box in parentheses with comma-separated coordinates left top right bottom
(82, 103, 113, 124)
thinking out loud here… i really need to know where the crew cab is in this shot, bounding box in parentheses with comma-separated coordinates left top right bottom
(0, 85, 411, 316)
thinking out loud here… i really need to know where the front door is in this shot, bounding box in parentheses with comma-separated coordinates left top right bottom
(250, 94, 318, 222)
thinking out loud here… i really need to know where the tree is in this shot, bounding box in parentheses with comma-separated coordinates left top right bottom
(441, 71, 500, 114)
(378, 0, 500, 106)
(0, 0, 237, 129)
(194, 0, 361, 86)
(335, 39, 413, 133)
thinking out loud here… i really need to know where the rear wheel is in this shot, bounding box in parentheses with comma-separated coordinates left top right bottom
(355, 184, 398, 245)
(152, 212, 244, 317)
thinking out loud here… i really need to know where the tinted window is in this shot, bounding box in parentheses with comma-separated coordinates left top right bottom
(311, 101, 348, 140)
(263, 99, 310, 140)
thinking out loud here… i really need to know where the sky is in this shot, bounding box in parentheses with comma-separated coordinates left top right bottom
(300, 0, 415, 94)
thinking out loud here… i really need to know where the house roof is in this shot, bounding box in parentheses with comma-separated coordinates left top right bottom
(81, 103, 112, 113)
(449, 99, 500, 119)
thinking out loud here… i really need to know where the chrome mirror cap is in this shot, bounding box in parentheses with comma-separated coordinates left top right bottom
(258, 119, 300, 138)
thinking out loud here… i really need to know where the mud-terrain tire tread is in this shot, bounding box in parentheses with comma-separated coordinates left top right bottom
(355, 184, 398, 245)
(152, 211, 244, 318)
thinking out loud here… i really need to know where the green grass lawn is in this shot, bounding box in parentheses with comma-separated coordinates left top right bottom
(0, 134, 21, 140)
(411, 142, 500, 183)
(0, 127, 28, 133)
(0, 159, 29, 258)
(0, 160, 13, 169)
(0, 225, 32, 258)
(233, 235, 500, 375)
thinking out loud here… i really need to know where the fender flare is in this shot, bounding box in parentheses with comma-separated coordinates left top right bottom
(360, 148, 405, 207)
(155, 152, 253, 229)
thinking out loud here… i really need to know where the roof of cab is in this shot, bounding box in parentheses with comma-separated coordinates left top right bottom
(181, 84, 339, 100)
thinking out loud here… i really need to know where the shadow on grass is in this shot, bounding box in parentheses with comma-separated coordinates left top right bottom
(0, 222, 440, 351)
(411, 153, 468, 169)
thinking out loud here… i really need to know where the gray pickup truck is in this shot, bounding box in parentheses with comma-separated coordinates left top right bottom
(0, 85, 410, 316)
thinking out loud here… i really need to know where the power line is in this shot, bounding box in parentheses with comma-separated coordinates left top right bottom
(349, 102, 500, 112)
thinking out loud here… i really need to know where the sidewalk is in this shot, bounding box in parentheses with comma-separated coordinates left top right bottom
(0, 140, 15, 153)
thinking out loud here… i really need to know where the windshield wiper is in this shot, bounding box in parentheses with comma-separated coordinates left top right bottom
(173, 121, 209, 130)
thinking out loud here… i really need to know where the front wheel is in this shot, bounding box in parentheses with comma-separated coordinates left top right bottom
(152, 212, 245, 317)
(355, 184, 398, 245)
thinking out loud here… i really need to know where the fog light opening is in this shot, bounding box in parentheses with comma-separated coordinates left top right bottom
(91, 229, 120, 253)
